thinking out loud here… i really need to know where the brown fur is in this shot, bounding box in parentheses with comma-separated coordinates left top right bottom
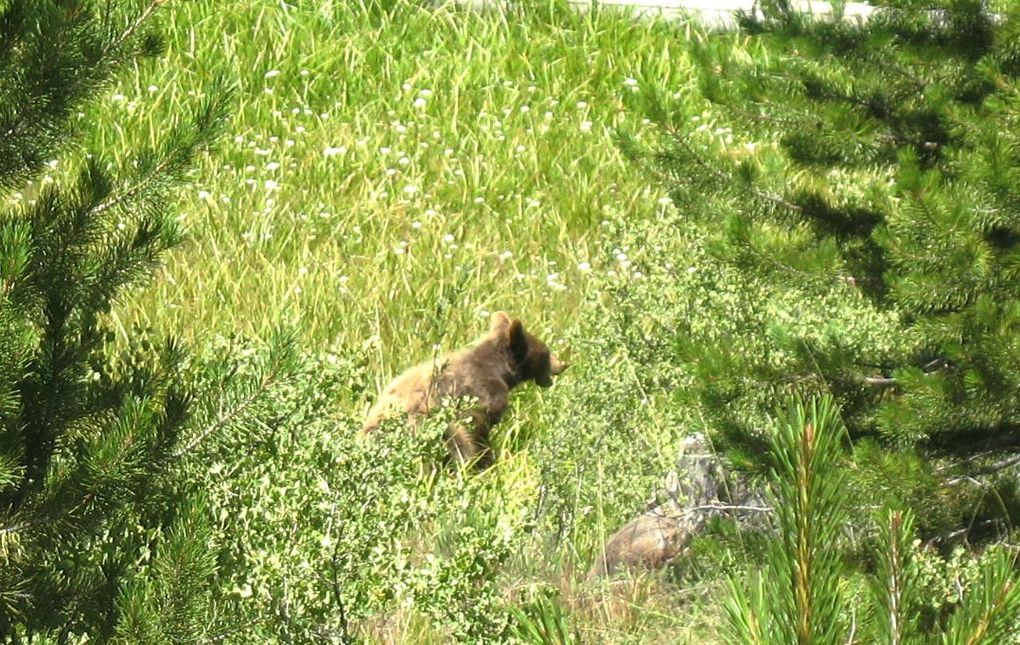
(361, 311, 567, 467)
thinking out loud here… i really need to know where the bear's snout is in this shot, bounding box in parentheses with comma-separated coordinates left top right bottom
(535, 355, 568, 388)
(550, 355, 568, 376)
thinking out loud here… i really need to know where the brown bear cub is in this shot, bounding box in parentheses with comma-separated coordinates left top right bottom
(361, 311, 567, 468)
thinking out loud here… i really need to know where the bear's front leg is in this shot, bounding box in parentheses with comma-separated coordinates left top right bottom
(446, 419, 493, 470)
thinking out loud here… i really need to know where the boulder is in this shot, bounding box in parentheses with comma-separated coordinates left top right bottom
(589, 433, 768, 579)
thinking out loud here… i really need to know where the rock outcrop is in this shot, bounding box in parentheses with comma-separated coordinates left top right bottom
(589, 433, 768, 578)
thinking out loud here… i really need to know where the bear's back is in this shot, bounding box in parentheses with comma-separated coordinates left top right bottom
(360, 341, 512, 434)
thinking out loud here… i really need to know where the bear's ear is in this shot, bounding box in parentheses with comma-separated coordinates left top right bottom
(507, 319, 529, 362)
(489, 311, 512, 334)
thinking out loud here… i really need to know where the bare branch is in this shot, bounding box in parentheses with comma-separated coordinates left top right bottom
(973, 453, 1020, 475)
(864, 376, 897, 385)
(688, 503, 774, 514)
(926, 519, 998, 547)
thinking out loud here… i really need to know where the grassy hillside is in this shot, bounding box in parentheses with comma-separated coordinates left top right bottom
(91, 0, 693, 362)
(9, 0, 1019, 640)
(52, 0, 738, 640)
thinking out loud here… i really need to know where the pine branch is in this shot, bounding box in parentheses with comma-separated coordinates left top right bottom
(725, 397, 849, 643)
(0, 520, 28, 537)
(947, 549, 1020, 643)
(0, 1, 179, 193)
(100, 0, 166, 60)
(871, 510, 921, 644)
(92, 78, 231, 220)
(660, 125, 806, 214)
(172, 371, 278, 460)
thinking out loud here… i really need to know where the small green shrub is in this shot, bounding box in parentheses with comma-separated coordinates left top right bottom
(186, 338, 539, 641)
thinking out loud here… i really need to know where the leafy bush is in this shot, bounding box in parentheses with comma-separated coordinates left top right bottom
(186, 338, 541, 641)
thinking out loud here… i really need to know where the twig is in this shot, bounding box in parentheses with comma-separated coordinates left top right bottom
(330, 526, 351, 642)
(863, 376, 897, 385)
(945, 475, 982, 487)
(688, 503, 774, 514)
(973, 453, 1020, 475)
(862, 358, 950, 385)
(923, 357, 947, 372)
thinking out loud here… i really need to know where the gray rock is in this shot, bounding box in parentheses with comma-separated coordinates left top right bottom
(589, 433, 768, 578)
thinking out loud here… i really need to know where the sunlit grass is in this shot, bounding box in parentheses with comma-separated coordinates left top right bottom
(77, 0, 735, 639)
(93, 0, 696, 372)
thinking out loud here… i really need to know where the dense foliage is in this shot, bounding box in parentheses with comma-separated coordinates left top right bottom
(0, 0, 240, 638)
(623, 0, 1020, 539)
(726, 398, 1020, 643)
(5, 0, 1020, 641)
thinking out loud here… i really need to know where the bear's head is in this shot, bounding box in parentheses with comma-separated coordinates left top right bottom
(488, 311, 567, 388)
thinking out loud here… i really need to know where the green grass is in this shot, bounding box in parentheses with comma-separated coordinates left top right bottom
(26, 1, 1012, 640)
(92, 0, 697, 375)
(65, 0, 740, 639)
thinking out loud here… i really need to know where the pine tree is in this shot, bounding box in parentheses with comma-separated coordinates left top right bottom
(626, 1, 1020, 536)
(0, 0, 232, 638)
(725, 397, 1020, 643)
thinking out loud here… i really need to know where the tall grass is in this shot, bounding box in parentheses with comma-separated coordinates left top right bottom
(83, 0, 699, 380)
(40, 0, 744, 639)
